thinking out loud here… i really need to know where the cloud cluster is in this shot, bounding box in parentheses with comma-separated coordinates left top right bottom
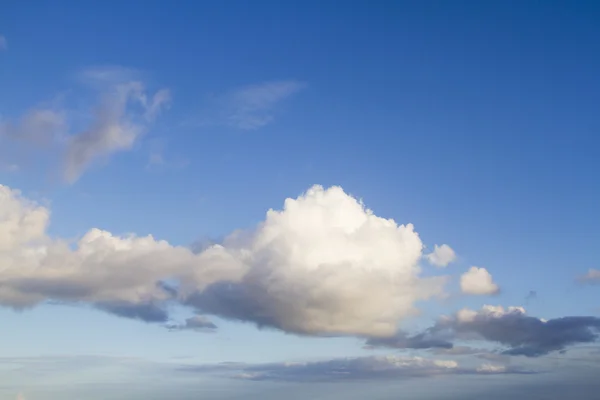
(439, 305, 600, 357)
(460, 266, 499, 295)
(0, 183, 447, 337)
(182, 355, 525, 382)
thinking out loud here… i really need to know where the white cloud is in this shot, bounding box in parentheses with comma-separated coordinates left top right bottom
(0, 183, 447, 337)
(455, 305, 526, 323)
(425, 244, 456, 267)
(476, 363, 507, 373)
(183, 185, 447, 337)
(193, 80, 305, 130)
(460, 266, 499, 295)
(0, 35, 7, 50)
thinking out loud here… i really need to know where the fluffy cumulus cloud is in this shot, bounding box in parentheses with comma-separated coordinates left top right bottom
(425, 244, 456, 267)
(460, 266, 499, 295)
(182, 355, 526, 382)
(0, 183, 447, 337)
(0, 184, 240, 319)
(183, 185, 448, 337)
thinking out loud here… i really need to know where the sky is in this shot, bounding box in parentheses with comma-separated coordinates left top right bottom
(1, 0, 600, 399)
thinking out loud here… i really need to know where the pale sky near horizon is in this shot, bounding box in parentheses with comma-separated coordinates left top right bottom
(1, 1, 600, 399)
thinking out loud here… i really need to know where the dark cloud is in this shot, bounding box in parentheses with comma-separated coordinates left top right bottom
(166, 315, 217, 332)
(96, 301, 169, 323)
(525, 290, 537, 303)
(444, 314, 600, 357)
(430, 346, 483, 356)
(367, 307, 600, 358)
(366, 331, 452, 350)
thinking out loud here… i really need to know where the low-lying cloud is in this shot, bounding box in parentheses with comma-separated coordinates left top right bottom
(181, 355, 528, 382)
(369, 305, 600, 357)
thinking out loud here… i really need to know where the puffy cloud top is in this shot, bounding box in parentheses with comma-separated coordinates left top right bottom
(460, 266, 499, 295)
(425, 244, 456, 267)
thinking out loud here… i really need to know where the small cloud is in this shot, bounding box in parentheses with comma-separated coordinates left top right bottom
(144, 138, 189, 172)
(578, 269, 600, 284)
(460, 266, 500, 295)
(476, 363, 507, 373)
(63, 68, 171, 183)
(525, 290, 537, 303)
(166, 315, 217, 332)
(0, 35, 7, 51)
(425, 244, 456, 267)
(192, 80, 305, 130)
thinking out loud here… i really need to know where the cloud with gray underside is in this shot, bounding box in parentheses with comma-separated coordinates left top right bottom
(367, 305, 600, 357)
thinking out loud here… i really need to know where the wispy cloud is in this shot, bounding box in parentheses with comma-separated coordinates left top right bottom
(0, 66, 170, 183)
(192, 80, 305, 130)
(0, 35, 7, 51)
(63, 68, 171, 183)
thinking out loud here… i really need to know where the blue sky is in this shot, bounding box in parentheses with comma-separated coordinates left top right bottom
(1, 1, 600, 399)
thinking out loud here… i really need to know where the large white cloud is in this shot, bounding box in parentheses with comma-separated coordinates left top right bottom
(460, 266, 499, 295)
(0, 184, 447, 337)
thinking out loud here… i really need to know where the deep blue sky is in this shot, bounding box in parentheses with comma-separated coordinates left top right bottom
(1, 1, 600, 399)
